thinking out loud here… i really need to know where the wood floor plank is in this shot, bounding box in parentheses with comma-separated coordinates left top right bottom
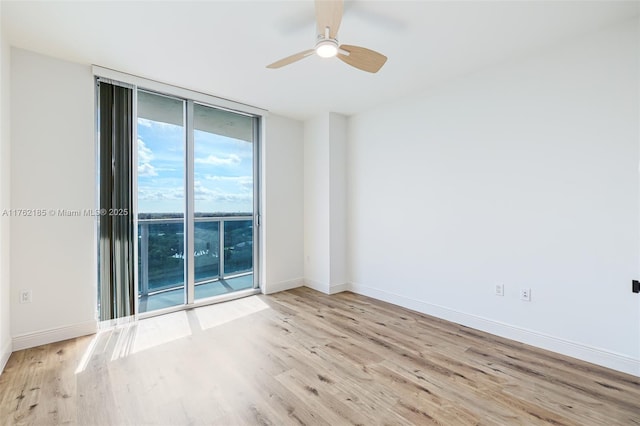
(3, 346, 49, 426)
(1, 287, 639, 425)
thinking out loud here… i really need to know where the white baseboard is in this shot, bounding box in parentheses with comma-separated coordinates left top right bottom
(329, 282, 349, 294)
(12, 320, 97, 351)
(304, 279, 349, 295)
(0, 338, 11, 375)
(349, 282, 640, 377)
(263, 277, 304, 294)
(304, 278, 330, 294)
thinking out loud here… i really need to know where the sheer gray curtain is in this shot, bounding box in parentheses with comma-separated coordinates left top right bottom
(98, 80, 135, 321)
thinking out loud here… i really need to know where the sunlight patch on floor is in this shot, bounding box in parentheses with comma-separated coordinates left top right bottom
(128, 310, 192, 356)
(195, 296, 269, 330)
(74, 332, 101, 374)
(76, 296, 267, 373)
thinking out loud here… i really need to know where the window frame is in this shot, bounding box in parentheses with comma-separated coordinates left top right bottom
(94, 66, 265, 319)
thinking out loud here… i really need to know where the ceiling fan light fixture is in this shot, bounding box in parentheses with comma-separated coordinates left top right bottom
(315, 39, 338, 58)
(266, 0, 387, 73)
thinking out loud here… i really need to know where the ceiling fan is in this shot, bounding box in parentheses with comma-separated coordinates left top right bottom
(266, 0, 387, 73)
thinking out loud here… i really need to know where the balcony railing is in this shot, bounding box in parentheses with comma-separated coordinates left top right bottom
(138, 216, 253, 297)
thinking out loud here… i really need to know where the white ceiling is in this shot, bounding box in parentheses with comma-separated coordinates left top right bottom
(2, 1, 638, 120)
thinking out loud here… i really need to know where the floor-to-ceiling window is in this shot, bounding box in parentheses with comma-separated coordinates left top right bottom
(192, 103, 256, 303)
(136, 90, 260, 315)
(96, 69, 262, 319)
(136, 91, 187, 312)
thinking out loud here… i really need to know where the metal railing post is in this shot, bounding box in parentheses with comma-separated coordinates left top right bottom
(219, 219, 225, 278)
(140, 222, 149, 296)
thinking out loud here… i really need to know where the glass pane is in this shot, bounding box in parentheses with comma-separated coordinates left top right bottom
(194, 220, 220, 282)
(224, 220, 253, 275)
(137, 91, 186, 313)
(139, 220, 184, 291)
(193, 103, 254, 300)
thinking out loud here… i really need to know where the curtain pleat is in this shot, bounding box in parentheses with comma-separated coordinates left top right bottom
(99, 82, 135, 321)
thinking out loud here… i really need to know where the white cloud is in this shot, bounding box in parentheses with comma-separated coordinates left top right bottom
(138, 117, 179, 130)
(204, 175, 252, 190)
(138, 187, 184, 201)
(195, 154, 241, 166)
(205, 175, 251, 182)
(138, 139, 157, 177)
(138, 139, 153, 163)
(214, 193, 252, 203)
(137, 118, 153, 128)
(194, 184, 215, 201)
(193, 183, 252, 203)
(138, 163, 157, 177)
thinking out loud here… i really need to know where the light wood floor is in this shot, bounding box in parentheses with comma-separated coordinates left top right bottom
(1, 288, 639, 425)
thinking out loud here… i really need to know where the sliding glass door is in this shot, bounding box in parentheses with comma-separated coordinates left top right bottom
(136, 91, 186, 313)
(192, 103, 256, 301)
(136, 91, 259, 314)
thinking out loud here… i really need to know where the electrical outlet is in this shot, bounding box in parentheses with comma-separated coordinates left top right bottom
(19, 289, 32, 304)
(520, 288, 531, 301)
(495, 284, 504, 296)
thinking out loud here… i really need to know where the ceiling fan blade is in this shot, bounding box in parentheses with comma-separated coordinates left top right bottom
(337, 44, 387, 73)
(315, 0, 343, 39)
(266, 49, 315, 69)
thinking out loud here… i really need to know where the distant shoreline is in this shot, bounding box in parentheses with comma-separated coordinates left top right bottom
(138, 212, 252, 219)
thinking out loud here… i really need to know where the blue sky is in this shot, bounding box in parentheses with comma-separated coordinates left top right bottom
(137, 118, 253, 214)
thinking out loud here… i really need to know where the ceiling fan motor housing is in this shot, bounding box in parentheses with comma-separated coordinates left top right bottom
(315, 37, 339, 58)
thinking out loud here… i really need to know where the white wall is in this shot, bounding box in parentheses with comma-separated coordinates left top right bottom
(10, 48, 97, 348)
(0, 10, 12, 372)
(347, 19, 640, 375)
(262, 114, 304, 294)
(304, 113, 348, 294)
(328, 113, 348, 289)
(304, 115, 331, 289)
